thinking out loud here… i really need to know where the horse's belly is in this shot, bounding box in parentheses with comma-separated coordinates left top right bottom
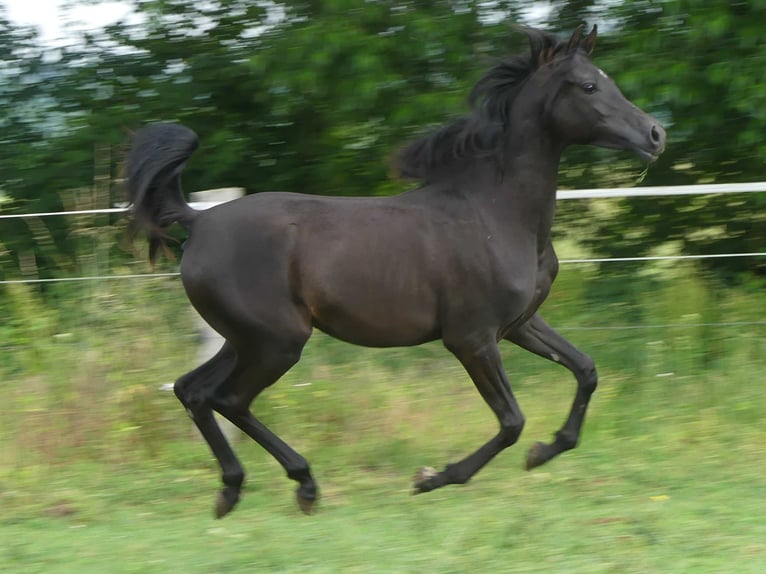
(307, 289, 440, 348)
(299, 231, 441, 346)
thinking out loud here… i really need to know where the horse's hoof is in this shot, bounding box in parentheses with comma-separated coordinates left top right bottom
(296, 493, 315, 515)
(295, 483, 318, 515)
(525, 441, 548, 471)
(214, 488, 240, 519)
(412, 466, 439, 494)
(296, 488, 318, 515)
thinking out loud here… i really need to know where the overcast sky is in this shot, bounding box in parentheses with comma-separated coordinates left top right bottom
(3, 0, 132, 44)
(3, 0, 552, 47)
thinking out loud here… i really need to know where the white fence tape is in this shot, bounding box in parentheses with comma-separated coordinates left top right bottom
(2, 181, 766, 220)
(1, 183, 764, 285)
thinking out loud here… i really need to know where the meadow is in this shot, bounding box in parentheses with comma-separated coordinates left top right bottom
(1, 262, 765, 573)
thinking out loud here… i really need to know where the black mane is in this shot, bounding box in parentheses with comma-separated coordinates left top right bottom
(396, 28, 567, 183)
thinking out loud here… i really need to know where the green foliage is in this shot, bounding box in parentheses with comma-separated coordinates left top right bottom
(2, 0, 765, 279)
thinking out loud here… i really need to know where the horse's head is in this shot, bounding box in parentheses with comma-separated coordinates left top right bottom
(527, 25, 666, 162)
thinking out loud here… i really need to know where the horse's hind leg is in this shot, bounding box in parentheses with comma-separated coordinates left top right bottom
(209, 328, 317, 515)
(173, 343, 246, 517)
(504, 313, 598, 470)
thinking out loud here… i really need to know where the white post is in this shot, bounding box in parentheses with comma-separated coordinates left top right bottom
(189, 188, 246, 443)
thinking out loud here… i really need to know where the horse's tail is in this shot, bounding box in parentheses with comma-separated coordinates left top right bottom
(126, 123, 200, 264)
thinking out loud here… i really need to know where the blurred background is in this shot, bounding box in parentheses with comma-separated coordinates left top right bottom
(1, 1, 765, 572)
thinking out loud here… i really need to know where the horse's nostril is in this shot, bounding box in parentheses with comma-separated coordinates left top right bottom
(650, 125, 661, 144)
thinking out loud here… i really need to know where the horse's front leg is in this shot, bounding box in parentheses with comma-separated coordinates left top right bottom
(504, 313, 598, 470)
(413, 338, 525, 493)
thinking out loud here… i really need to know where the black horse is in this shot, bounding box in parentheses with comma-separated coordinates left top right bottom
(127, 25, 665, 517)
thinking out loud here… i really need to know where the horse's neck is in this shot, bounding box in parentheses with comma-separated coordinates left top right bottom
(469, 138, 562, 246)
(496, 95, 566, 240)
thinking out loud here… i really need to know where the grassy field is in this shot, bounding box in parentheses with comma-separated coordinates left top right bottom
(2, 265, 765, 572)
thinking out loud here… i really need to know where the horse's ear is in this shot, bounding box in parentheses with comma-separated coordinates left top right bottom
(580, 24, 597, 56)
(566, 24, 585, 54)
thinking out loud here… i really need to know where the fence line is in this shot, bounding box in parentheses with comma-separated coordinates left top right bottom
(0, 202, 216, 220)
(2, 182, 766, 220)
(0, 273, 180, 285)
(557, 321, 766, 331)
(0, 207, 127, 219)
(556, 181, 766, 200)
(1, 182, 764, 285)
(559, 252, 766, 264)
(1, 251, 764, 285)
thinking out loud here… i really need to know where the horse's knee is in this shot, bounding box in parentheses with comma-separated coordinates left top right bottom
(578, 356, 598, 395)
(498, 415, 525, 448)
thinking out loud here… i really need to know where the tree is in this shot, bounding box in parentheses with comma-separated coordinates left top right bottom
(2, 0, 765, 281)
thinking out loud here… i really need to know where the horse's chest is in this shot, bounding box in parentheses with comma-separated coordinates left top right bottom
(521, 249, 558, 317)
(491, 244, 558, 322)
(531, 266, 554, 304)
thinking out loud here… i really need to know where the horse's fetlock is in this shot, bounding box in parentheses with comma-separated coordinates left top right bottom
(222, 470, 245, 489)
(555, 430, 578, 451)
(286, 461, 311, 483)
(445, 464, 471, 485)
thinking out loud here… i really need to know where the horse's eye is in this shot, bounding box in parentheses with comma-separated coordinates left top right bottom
(582, 82, 597, 94)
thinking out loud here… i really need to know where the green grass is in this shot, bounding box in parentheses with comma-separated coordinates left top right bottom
(2, 371, 765, 573)
(2, 267, 766, 572)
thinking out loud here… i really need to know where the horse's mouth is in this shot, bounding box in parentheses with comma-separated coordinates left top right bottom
(635, 147, 661, 164)
(594, 137, 664, 164)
